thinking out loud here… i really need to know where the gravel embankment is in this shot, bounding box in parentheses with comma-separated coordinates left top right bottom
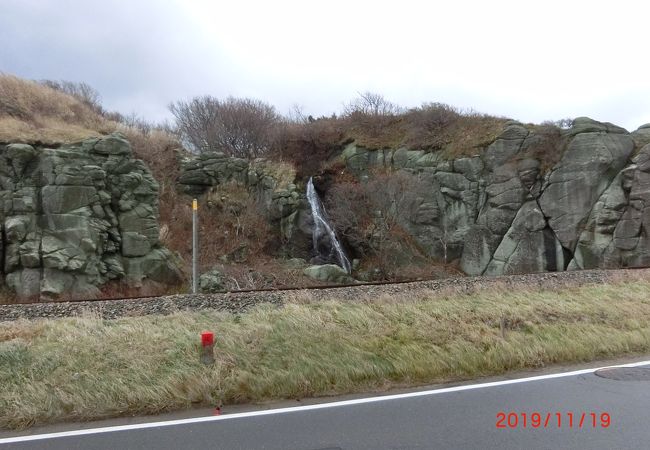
(1, 268, 647, 322)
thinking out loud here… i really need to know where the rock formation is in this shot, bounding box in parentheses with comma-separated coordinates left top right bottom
(178, 151, 313, 256)
(340, 118, 650, 275)
(0, 133, 182, 299)
(178, 118, 650, 278)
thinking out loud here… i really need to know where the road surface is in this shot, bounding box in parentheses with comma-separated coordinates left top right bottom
(2, 360, 650, 449)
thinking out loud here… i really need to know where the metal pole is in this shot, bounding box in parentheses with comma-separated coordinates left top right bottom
(192, 198, 198, 294)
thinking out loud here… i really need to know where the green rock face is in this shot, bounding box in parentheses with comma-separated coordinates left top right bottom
(121, 232, 152, 257)
(177, 118, 650, 278)
(41, 186, 98, 214)
(338, 118, 650, 276)
(0, 133, 182, 299)
(538, 132, 634, 251)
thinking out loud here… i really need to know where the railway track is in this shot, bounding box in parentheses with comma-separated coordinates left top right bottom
(1, 267, 649, 322)
(8, 276, 453, 306)
(7, 264, 650, 306)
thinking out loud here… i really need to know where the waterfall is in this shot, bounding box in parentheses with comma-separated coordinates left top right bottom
(306, 177, 352, 273)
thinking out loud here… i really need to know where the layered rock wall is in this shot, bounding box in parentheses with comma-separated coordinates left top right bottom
(0, 133, 182, 299)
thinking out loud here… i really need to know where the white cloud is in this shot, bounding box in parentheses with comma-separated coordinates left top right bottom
(1, 0, 649, 129)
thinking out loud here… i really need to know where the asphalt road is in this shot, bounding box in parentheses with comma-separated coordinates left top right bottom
(2, 361, 650, 450)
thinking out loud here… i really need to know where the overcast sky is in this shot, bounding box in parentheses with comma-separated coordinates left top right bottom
(1, 0, 649, 130)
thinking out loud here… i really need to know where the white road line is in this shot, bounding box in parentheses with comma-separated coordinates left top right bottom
(2, 359, 649, 444)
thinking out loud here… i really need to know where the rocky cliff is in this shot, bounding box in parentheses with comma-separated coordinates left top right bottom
(0, 133, 182, 299)
(340, 118, 650, 275)
(177, 117, 650, 278)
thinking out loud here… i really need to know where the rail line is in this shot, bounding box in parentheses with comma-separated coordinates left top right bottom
(7, 276, 455, 306)
(4, 265, 650, 307)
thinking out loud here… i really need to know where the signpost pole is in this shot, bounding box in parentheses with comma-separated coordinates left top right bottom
(192, 198, 198, 294)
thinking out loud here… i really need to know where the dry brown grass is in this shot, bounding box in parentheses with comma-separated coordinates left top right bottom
(277, 105, 509, 177)
(342, 104, 508, 155)
(3, 277, 650, 429)
(0, 74, 119, 143)
(250, 159, 296, 189)
(218, 257, 318, 290)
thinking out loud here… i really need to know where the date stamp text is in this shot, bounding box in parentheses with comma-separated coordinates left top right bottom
(496, 411, 610, 429)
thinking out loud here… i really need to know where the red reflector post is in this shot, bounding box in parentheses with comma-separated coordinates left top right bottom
(201, 331, 215, 365)
(201, 331, 214, 347)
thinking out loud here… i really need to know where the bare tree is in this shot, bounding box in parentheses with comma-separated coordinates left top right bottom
(287, 103, 308, 124)
(169, 95, 222, 153)
(437, 222, 451, 264)
(169, 96, 281, 158)
(343, 91, 402, 117)
(217, 97, 280, 158)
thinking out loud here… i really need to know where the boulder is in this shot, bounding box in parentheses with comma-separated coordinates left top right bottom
(632, 124, 650, 149)
(5, 268, 41, 298)
(460, 167, 526, 275)
(570, 173, 628, 269)
(303, 264, 356, 284)
(91, 133, 132, 155)
(5, 143, 36, 177)
(122, 248, 182, 285)
(199, 268, 227, 293)
(41, 186, 97, 214)
(567, 117, 628, 136)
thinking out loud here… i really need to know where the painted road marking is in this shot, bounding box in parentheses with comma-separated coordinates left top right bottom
(2, 359, 650, 444)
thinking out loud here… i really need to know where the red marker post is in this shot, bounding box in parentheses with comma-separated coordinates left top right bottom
(201, 331, 215, 365)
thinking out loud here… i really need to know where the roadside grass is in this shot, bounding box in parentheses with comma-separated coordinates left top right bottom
(2, 279, 650, 429)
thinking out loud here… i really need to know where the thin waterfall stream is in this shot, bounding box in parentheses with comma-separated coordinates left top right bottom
(306, 177, 352, 273)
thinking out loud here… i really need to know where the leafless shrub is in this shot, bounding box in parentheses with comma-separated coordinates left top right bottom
(521, 124, 567, 172)
(405, 103, 460, 149)
(327, 170, 429, 277)
(199, 182, 272, 267)
(271, 115, 346, 176)
(40, 79, 103, 114)
(286, 103, 309, 124)
(343, 91, 402, 117)
(112, 112, 154, 134)
(340, 92, 404, 141)
(542, 118, 573, 129)
(169, 95, 282, 158)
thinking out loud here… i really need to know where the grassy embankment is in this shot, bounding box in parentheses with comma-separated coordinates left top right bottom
(2, 276, 650, 429)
